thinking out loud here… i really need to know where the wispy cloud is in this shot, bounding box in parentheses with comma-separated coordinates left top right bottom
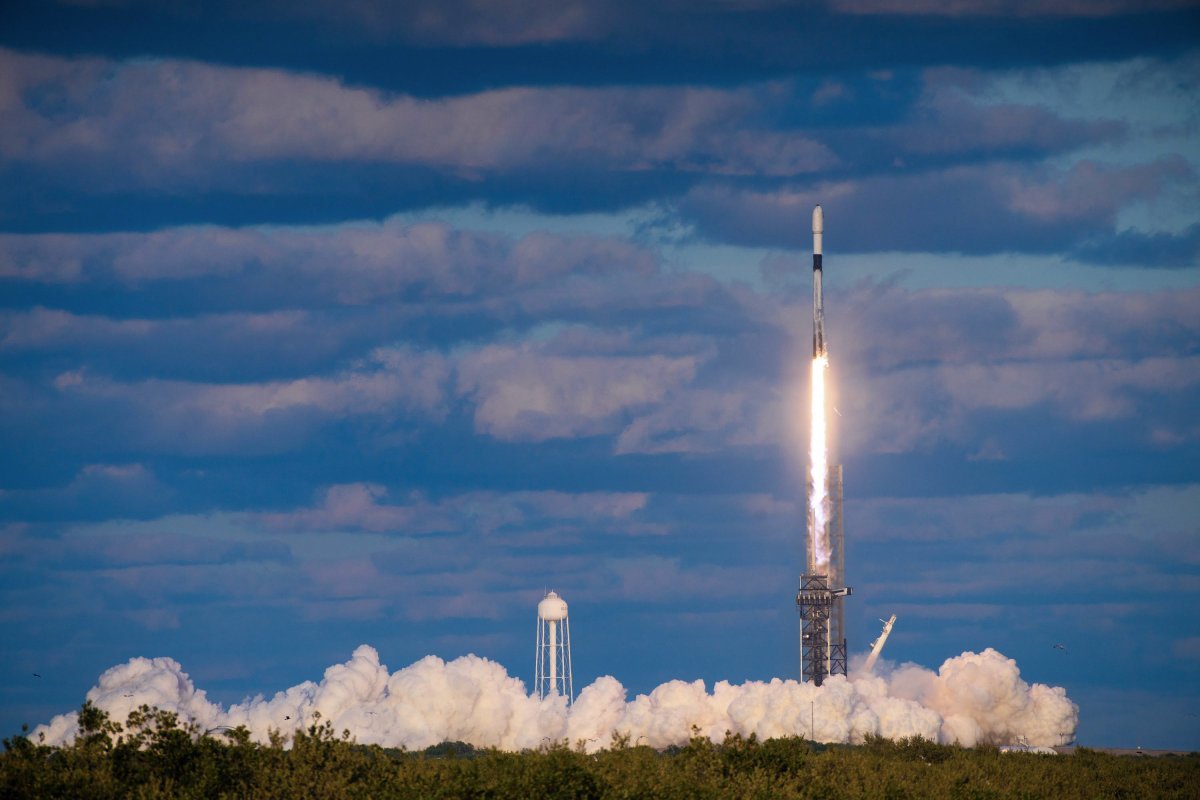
(0, 49, 833, 183)
(458, 342, 702, 443)
(680, 157, 1193, 255)
(42, 346, 450, 454)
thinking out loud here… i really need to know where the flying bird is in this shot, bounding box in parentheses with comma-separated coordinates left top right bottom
(32, 673, 41, 678)
(1053, 643, 1068, 653)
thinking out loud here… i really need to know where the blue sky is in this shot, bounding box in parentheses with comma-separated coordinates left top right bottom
(1, 0, 1197, 749)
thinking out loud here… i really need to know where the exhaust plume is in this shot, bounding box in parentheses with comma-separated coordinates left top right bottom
(31, 645, 1077, 751)
(808, 354, 830, 571)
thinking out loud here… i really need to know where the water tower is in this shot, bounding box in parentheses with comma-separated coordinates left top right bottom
(534, 590, 573, 704)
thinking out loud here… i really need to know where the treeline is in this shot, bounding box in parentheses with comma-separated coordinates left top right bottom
(3, 703, 1197, 799)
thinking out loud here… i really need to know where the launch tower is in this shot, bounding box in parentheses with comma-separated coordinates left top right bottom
(798, 206, 852, 685)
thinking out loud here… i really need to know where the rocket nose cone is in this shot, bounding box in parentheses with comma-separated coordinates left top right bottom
(812, 205, 823, 234)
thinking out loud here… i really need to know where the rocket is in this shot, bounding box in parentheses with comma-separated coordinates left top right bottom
(812, 205, 826, 358)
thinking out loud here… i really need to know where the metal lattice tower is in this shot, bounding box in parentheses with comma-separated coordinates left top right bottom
(799, 465, 850, 684)
(829, 465, 848, 677)
(799, 574, 832, 685)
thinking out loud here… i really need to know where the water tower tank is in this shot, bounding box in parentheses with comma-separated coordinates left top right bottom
(538, 591, 568, 621)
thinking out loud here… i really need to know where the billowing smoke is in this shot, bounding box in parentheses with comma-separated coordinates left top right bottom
(32, 646, 1076, 751)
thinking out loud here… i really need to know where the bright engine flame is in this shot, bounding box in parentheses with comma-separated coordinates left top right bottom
(809, 354, 830, 571)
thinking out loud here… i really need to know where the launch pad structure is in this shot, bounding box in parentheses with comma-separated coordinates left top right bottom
(798, 205, 852, 686)
(798, 465, 851, 685)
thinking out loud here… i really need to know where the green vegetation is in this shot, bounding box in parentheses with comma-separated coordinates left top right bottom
(3, 704, 1196, 799)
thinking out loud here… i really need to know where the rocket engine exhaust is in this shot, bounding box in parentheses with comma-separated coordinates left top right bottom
(808, 356, 829, 570)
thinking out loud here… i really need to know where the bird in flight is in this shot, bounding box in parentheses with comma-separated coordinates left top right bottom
(32, 673, 41, 678)
(1053, 643, 1068, 653)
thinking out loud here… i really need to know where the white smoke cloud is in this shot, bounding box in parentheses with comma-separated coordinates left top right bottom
(32, 645, 1076, 751)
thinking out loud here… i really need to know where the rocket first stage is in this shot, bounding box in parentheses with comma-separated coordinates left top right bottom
(812, 205, 826, 358)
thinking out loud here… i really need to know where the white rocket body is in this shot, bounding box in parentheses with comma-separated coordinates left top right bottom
(864, 614, 897, 674)
(813, 205, 826, 358)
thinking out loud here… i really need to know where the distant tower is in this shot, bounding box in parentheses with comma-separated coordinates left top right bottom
(535, 591, 573, 704)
